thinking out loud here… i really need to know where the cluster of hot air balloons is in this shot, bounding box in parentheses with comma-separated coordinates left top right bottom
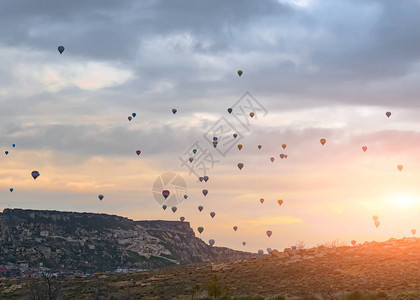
(128, 112, 136, 122)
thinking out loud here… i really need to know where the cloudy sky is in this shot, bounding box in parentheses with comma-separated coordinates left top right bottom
(1, 0, 419, 252)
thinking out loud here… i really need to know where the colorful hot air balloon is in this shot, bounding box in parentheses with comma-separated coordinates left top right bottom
(397, 165, 403, 171)
(386, 111, 391, 118)
(184, 195, 188, 199)
(278, 199, 283, 206)
(242, 242, 246, 246)
(180, 216, 185, 222)
(198, 206, 203, 212)
(9, 188, 13, 192)
(136, 150, 141, 156)
(260, 198, 264, 204)
(282, 144, 287, 149)
(374, 220, 380, 228)
(411, 229, 416, 236)
(233, 133, 237, 139)
(237, 144, 243, 150)
(249, 112, 255, 118)
(12, 144, 15, 148)
(5, 151, 8, 155)
(237, 70, 243, 77)
(98, 194, 104, 201)
(237, 163, 244, 170)
(193, 149, 197, 154)
(258, 145, 262, 149)
(172, 109, 177, 114)
(210, 212, 215, 218)
(203, 176, 209, 182)
(270, 157, 274, 163)
(233, 226, 238, 231)
(209, 239, 215, 246)
(362, 146, 367, 152)
(128, 116, 132, 121)
(31, 171, 40, 180)
(373, 216, 378, 222)
(320, 138, 326, 146)
(227, 108, 233, 114)
(189, 157, 194, 163)
(266, 230, 272, 237)
(58, 45, 65, 54)
(132, 113, 136, 118)
(202, 189, 208, 196)
(162, 205, 167, 210)
(280, 154, 285, 159)
(162, 190, 170, 199)
(172, 207, 177, 213)
(351, 240, 356, 246)
(198, 227, 204, 234)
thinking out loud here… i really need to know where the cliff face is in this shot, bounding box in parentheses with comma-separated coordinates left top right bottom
(0, 209, 255, 273)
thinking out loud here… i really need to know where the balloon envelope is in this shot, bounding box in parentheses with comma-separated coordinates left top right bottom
(320, 138, 326, 146)
(199, 177, 204, 182)
(162, 190, 170, 199)
(242, 242, 246, 246)
(171, 207, 177, 213)
(386, 111, 391, 118)
(233, 226, 238, 231)
(31, 171, 40, 180)
(132, 113, 136, 118)
(237, 163, 244, 170)
(237, 144, 243, 150)
(9, 188, 13, 192)
(351, 240, 356, 246)
(210, 212, 215, 218)
(136, 150, 141, 156)
(12, 144, 15, 148)
(189, 157, 193, 163)
(260, 198, 264, 204)
(180, 217, 185, 222)
(58, 46, 65, 54)
(193, 149, 197, 154)
(172, 109, 177, 114)
(397, 165, 403, 171)
(98, 194, 104, 201)
(227, 108, 233, 114)
(184, 195, 188, 199)
(202, 189, 208, 196)
(258, 145, 262, 149)
(266, 230, 272, 237)
(209, 239, 215, 246)
(203, 176, 209, 182)
(411, 229, 416, 236)
(282, 144, 287, 149)
(249, 112, 255, 118)
(5, 151, 8, 155)
(162, 205, 167, 210)
(278, 199, 283, 206)
(233, 133, 237, 139)
(198, 227, 204, 234)
(198, 206, 203, 212)
(270, 157, 274, 163)
(237, 70, 243, 76)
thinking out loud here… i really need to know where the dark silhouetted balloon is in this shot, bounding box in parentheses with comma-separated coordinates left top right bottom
(199, 177, 204, 182)
(172, 109, 177, 114)
(193, 149, 197, 154)
(128, 116, 132, 121)
(237, 70, 243, 76)
(233, 133, 237, 139)
(260, 198, 264, 204)
(270, 157, 274, 163)
(162, 190, 170, 199)
(132, 113, 136, 118)
(233, 226, 238, 231)
(172, 206, 177, 213)
(266, 230, 272, 237)
(5, 151, 8, 155)
(242, 242, 246, 246)
(198, 227, 204, 234)
(237, 163, 244, 170)
(258, 145, 262, 149)
(184, 195, 188, 199)
(189, 157, 193, 163)
(162, 205, 167, 210)
(209, 239, 215, 246)
(280, 154, 285, 159)
(136, 150, 141, 156)
(12, 144, 15, 148)
(202, 189, 208, 196)
(9, 188, 13, 192)
(386, 111, 391, 118)
(180, 217, 185, 222)
(198, 206, 203, 212)
(227, 108, 233, 114)
(203, 176, 209, 182)
(210, 212, 215, 218)
(58, 46, 65, 54)
(267, 248, 272, 253)
(31, 171, 40, 180)
(98, 194, 104, 201)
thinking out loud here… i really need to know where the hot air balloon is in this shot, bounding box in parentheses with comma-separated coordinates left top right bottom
(386, 111, 391, 118)
(249, 112, 255, 118)
(162, 205, 167, 210)
(213, 141, 218, 148)
(203, 176, 209, 182)
(180, 217, 185, 222)
(397, 165, 403, 171)
(193, 149, 197, 154)
(411, 229, 416, 236)
(227, 108, 233, 114)
(172, 109, 177, 114)
(266, 230, 272, 237)
(162, 190, 170, 199)
(9, 188, 13, 192)
(320, 138, 326, 146)
(233, 133, 238, 139)
(210, 212, 215, 218)
(189, 157, 194, 163)
(280, 154, 285, 159)
(136, 150, 141, 156)
(233, 226, 238, 231)
(282, 144, 287, 149)
(172, 207, 177, 213)
(5, 151, 8, 155)
(198, 227, 204, 234)
(237, 144, 243, 150)
(132, 113, 136, 118)
(267, 248, 272, 253)
(199, 177, 204, 182)
(202, 189, 208, 196)
(270, 157, 275, 163)
(292, 246, 297, 251)
(209, 239, 215, 246)
(237, 70, 243, 77)
(362, 146, 367, 152)
(242, 242, 246, 246)
(260, 198, 264, 204)
(184, 195, 188, 199)
(58, 45, 65, 54)
(278, 199, 283, 206)
(12, 144, 15, 148)
(258, 250, 264, 255)
(198, 206, 203, 212)
(258, 145, 262, 149)
(351, 240, 356, 246)
(98, 194, 104, 201)
(374, 220, 380, 228)
(373, 216, 378, 222)
(237, 163, 244, 170)
(213, 137, 218, 141)
(31, 171, 40, 180)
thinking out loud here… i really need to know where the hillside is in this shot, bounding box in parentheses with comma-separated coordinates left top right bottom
(0, 209, 256, 274)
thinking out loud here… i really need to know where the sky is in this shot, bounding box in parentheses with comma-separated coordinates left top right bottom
(0, 0, 419, 252)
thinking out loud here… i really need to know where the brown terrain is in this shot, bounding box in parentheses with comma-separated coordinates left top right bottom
(1, 237, 419, 299)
